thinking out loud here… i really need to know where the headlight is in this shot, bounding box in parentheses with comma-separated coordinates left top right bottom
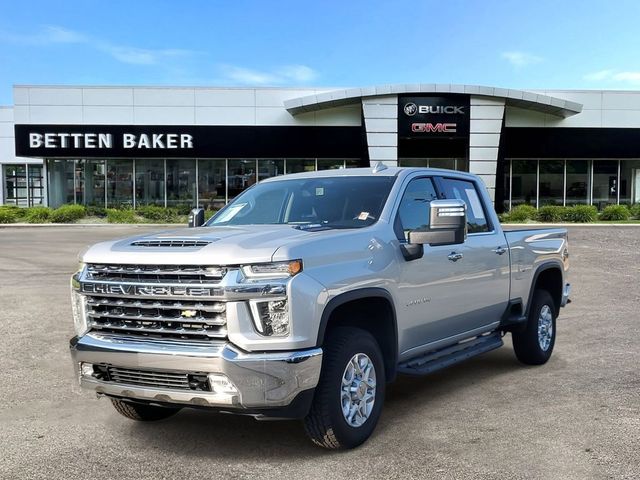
(70, 263, 89, 336)
(70, 289, 89, 337)
(249, 298, 290, 336)
(242, 260, 302, 279)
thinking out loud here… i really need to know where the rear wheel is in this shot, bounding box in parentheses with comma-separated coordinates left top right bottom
(110, 398, 181, 421)
(512, 289, 557, 365)
(304, 327, 385, 449)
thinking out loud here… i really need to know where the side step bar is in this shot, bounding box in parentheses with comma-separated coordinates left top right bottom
(397, 331, 504, 376)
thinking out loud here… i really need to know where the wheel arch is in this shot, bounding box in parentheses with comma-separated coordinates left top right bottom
(316, 288, 398, 382)
(528, 262, 564, 317)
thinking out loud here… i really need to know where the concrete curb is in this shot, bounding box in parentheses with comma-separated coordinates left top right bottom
(0, 223, 180, 228)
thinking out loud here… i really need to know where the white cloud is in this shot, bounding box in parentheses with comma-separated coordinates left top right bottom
(219, 64, 318, 85)
(0, 25, 194, 66)
(501, 51, 543, 67)
(584, 69, 640, 85)
(0, 25, 86, 45)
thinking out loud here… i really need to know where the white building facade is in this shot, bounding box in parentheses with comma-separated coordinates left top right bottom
(3, 83, 640, 211)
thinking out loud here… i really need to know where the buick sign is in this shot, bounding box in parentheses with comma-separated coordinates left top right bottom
(404, 103, 418, 116)
(398, 95, 470, 138)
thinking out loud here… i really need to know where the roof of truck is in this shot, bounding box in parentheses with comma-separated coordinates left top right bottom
(261, 165, 479, 182)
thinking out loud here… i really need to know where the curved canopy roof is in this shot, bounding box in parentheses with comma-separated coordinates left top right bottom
(284, 84, 583, 118)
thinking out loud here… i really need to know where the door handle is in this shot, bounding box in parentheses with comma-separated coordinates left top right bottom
(447, 252, 463, 262)
(492, 246, 508, 255)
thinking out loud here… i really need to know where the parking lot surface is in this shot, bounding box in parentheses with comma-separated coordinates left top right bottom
(0, 225, 638, 480)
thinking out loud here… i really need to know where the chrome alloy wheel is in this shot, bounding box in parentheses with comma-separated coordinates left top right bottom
(538, 304, 554, 351)
(340, 353, 377, 427)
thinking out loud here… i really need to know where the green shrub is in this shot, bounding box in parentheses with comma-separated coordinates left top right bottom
(536, 205, 565, 222)
(0, 208, 18, 223)
(505, 204, 537, 222)
(175, 204, 195, 216)
(629, 204, 640, 219)
(599, 204, 631, 221)
(0, 205, 27, 219)
(50, 204, 86, 223)
(204, 209, 218, 221)
(106, 208, 136, 223)
(86, 205, 107, 217)
(136, 205, 180, 222)
(563, 205, 598, 223)
(25, 206, 52, 223)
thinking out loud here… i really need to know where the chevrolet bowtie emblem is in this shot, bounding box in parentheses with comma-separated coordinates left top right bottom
(181, 310, 197, 318)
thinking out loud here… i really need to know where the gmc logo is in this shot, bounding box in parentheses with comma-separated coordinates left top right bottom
(411, 123, 457, 133)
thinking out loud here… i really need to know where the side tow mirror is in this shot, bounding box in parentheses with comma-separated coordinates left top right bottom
(408, 199, 467, 247)
(188, 207, 205, 228)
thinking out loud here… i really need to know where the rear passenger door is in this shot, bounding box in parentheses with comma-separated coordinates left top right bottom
(436, 176, 510, 333)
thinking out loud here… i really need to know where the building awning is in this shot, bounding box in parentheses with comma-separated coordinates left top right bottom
(284, 84, 583, 118)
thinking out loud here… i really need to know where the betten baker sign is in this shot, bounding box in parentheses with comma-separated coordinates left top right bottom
(398, 95, 470, 138)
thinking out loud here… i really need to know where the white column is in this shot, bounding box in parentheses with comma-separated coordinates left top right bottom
(468, 96, 505, 202)
(362, 95, 398, 167)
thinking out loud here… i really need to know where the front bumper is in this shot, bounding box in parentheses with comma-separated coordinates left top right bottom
(70, 333, 322, 412)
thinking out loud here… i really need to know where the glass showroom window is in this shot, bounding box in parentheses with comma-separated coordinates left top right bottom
(198, 159, 226, 209)
(135, 159, 165, 207)
(592, 160, 618, 208)
(539, 160, 564, 206)
(227, 159, 257, 199)
(565, 160, 590, 205)
(106, 159, 133, 207)
(511, 160, 538, 207)
(166, 159, 196, 207)
(619, 159, 640, 205)
(76, 159, 106, 206)
(3, 164, 28, 206)
(286, 159, 315, 174)
(258, 159, 285, 181)
(47, 159, 75, 208)
(317, 159, 345, 170)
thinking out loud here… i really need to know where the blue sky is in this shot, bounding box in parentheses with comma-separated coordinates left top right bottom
(1, 0, 640, 104)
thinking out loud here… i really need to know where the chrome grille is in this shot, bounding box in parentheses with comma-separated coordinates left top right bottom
(86, 264, 226, 284)
(86, 295, 226, 340)
(103, 366, 210, 391)
(83, 264, 228, 341)
(131, 240, 211, 248)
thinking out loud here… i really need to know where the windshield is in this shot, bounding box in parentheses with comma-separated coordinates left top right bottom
(207, 176, 396, 228)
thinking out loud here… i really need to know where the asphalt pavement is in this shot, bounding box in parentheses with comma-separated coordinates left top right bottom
(0, 225, 638, 479)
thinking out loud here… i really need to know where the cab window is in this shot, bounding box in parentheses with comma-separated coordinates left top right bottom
(395, 177, 438, 241)
(440, 178, 490, 233)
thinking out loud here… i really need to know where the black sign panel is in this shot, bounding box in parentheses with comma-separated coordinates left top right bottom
(398, 95, 470, 139)
(14, 124, 364, 159)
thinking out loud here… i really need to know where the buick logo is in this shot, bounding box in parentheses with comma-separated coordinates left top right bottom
(404, 103, 418, 116)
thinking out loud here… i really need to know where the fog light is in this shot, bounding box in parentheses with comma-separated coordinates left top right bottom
(80, 362, 94, 378)
(207, 373, 238, 395)
(250, 298, 290, 336)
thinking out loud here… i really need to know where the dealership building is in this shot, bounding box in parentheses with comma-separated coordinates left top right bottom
(3, 83, 640, 212)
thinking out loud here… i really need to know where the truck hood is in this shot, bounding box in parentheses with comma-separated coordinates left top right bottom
(82, 224, 334, 265)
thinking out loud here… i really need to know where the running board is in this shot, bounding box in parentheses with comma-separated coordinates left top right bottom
(397, 331, 504, 376)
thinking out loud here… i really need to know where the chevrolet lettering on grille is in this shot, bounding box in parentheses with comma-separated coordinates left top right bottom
(81, 283, 219, 297)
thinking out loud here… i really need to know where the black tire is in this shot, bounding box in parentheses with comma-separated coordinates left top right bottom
(304, 327, 385, 449)
(512, 289, 557, 365)
(110, 398, 181, 421)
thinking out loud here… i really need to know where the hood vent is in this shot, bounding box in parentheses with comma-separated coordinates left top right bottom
(131, 239, 211, 248)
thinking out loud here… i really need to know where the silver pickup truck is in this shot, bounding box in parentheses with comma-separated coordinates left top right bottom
(69, 165, 570, 449)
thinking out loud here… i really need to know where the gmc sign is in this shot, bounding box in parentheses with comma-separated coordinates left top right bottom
(411, 123, 457, 133)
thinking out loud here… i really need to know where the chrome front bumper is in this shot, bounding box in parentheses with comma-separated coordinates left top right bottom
(70, 333, 322, 410)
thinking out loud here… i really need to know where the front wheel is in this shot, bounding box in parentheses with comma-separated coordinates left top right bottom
(110, 398, 181, 421)
(304, 327, 385, 449)
(512, 289, 557, 365)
